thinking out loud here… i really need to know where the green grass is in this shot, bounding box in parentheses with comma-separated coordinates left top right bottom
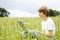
(0, 17, 60, 40)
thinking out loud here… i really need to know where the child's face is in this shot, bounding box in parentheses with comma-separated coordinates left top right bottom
(39, 12, 45, 18)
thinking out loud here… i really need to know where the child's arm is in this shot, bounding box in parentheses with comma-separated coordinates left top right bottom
(46, 30, 53, 38)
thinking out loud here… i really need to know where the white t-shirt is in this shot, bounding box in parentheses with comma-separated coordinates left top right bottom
(42, 17, 55, 35)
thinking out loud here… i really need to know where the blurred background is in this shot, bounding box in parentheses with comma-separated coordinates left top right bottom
(0, 0, 60, 17)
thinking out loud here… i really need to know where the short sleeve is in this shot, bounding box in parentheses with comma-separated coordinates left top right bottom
(47, 19, 55, 31)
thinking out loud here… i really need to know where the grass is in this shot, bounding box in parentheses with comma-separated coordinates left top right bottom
(0, 17, 60, 40)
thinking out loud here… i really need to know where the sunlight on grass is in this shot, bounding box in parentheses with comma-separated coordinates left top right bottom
(0, 17, 60, 40)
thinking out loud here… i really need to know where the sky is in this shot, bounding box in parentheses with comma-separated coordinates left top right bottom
(0, 0, 60, 17)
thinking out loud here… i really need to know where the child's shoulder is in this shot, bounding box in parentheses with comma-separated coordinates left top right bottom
(48, 17, 53, 22)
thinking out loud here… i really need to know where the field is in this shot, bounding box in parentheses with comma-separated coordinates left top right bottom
(0, 17, 60, 40)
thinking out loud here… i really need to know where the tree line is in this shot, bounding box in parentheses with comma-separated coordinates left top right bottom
(0, 7, 60, 17)
(0, 8, 10, 17)
(49, 9, 60, 16)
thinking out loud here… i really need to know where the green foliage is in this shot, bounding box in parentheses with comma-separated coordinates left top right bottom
(0, 17, 60, 40)
(0, 8, 10, 17)
(49, 9, 60, 16)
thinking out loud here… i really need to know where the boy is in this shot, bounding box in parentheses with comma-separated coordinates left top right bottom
(38, 6, 55, 40)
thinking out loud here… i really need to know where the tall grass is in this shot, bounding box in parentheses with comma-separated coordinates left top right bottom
(0, 17, 60, 40)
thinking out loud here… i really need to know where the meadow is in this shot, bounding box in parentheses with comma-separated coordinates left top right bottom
(0, 17, 60, 40)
